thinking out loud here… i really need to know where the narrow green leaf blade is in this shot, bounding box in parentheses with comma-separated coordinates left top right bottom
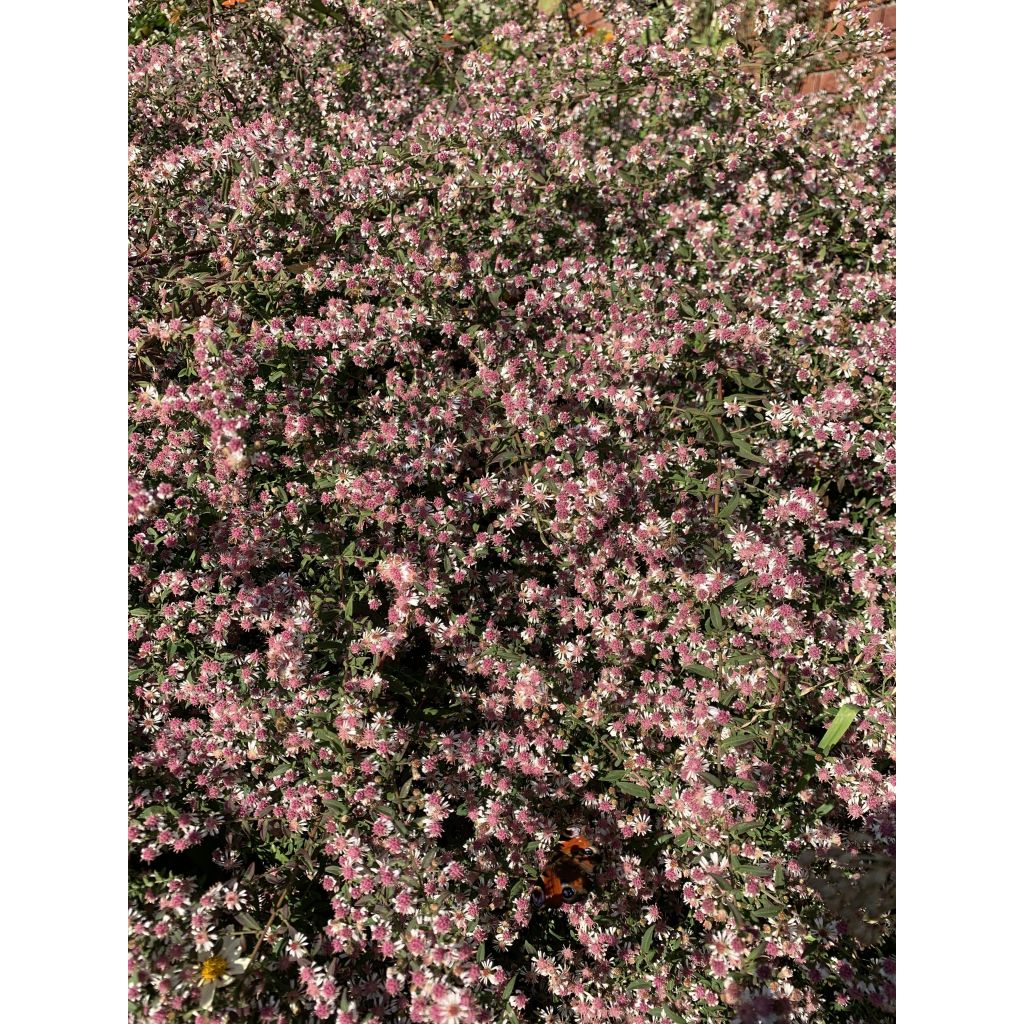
(616, 780, 649, 799)
(685, 663, 715, 679)
(818, 705, 859, 754)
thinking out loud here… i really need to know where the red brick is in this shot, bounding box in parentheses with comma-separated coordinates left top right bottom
(882, 5, 896, 30)
(799, 72, 821, 95)
(817, 70, 840, 92)
(565, 3, 611, 36)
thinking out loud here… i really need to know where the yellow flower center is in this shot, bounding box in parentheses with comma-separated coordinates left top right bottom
(200, 955, 228, 983)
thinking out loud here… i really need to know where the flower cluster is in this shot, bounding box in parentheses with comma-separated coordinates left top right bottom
(129, 2, 894, 1022)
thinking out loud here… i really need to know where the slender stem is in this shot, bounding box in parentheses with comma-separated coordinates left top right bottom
(713, 379, 723, 516)
(245, 862, 299, 969)
(764, 670, 787, 751)
(244, 817, 325, 971)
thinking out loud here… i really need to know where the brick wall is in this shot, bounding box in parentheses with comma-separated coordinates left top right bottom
(556, 1, 895, 95)
(567, 2, 613, 41)
(800, 0, 895, 94)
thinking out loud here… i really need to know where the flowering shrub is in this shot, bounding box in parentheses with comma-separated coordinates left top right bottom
(129, 2, 895, 1022)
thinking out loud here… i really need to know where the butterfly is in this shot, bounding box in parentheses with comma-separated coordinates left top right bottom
(530, 834, 602, 909)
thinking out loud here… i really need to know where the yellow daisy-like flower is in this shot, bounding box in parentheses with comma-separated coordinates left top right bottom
(197, 931, 250, 1010)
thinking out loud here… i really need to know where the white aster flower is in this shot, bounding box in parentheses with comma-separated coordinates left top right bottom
(197, 930, 250, 1010)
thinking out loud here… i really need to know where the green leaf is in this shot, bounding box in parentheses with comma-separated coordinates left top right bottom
(720, 731, 759, 750)
(732, 439, 767, 464)
(732, 818, 765, 835)
(662, 1009, 688, 1024)
(502, 974, 518, 1002)
(818, 705, 859, 754)
(748, 903, 783, 919)
(315, 729, 348, 753)
(641, 924, 655, 954)
(718, 493, 745, 519)
(685, 664, 715, 679)
(615, 780, 649, 799)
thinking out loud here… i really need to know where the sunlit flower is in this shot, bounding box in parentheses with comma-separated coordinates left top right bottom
(197, 931, 250, 1010)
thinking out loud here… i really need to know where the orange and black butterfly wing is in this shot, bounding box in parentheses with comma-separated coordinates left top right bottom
(557, 837, 600, 873)
(550, 851, 589, 904)
(557, 837, 602, 883)
(531, 837, 602, 908)
(531, 860, 563, 907)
